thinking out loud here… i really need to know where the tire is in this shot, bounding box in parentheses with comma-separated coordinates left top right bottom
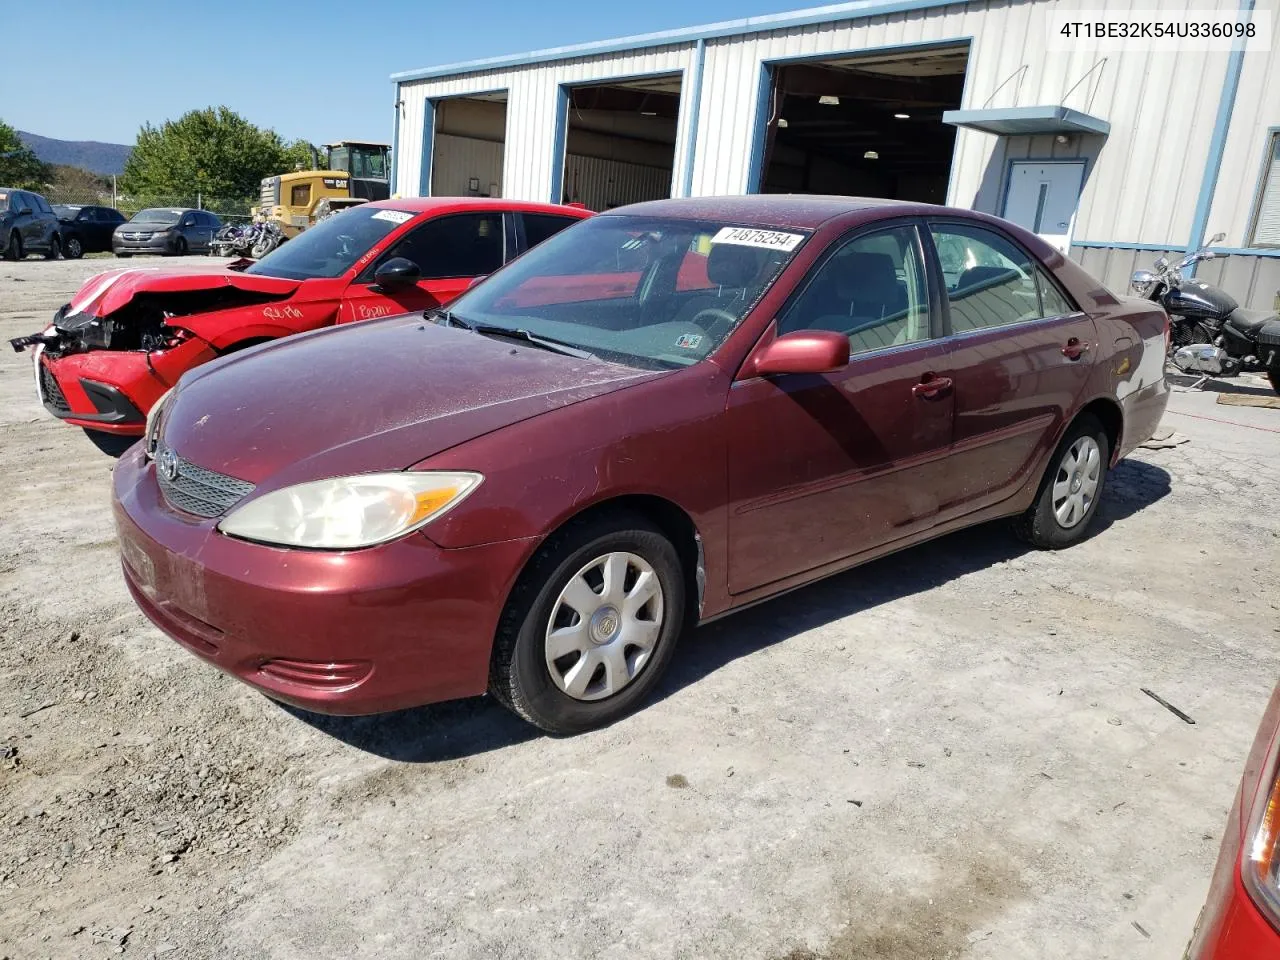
(4, 231, 22, 261)
(1013, 414, 1111, 549)
(43, 235, 60, 260)
(172, 237, 188, 256)
(489, 512, 686, 734)
(1269, 369, 1280, 396)
(83, 429, 138, 458)
(64, 235, 83, 259)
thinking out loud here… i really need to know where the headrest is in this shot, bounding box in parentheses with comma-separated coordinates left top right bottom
(707, 243, 764, 287)
(834, 251, 898, 299)
(957, 265, 1019, 292)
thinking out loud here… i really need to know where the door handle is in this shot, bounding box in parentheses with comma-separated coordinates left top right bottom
(912, 375, 953, 400)
(1062, 338, 1090, 360)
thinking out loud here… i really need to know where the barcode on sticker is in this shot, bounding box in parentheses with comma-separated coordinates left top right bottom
(372, 210, 415, 224)
(711, 227, 804, 251)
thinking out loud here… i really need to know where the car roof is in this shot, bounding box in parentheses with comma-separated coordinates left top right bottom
(602, 194, 961, 230)
(367, 197, 592, 218)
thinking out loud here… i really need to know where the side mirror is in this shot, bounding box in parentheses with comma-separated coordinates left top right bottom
(1210, 232, 1226, 244)
(18, 206, 32, 216)
(752, 330, 850, 377)
(1153, 257, 1170, 272)
(373, 257, 421, 290)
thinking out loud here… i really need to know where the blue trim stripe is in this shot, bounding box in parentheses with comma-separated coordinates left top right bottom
(418, 100, 435, 197)
(680, 39, 706, 198)
(1071, 239, 1280, 259)
(746, 63, 774, 194)
(390, 0, 960, 83)
(1185, 0, 1256, 259)
(549, 86, 569, 204)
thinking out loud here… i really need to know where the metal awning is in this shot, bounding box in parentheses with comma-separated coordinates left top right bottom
(942, 106, 1110, 137)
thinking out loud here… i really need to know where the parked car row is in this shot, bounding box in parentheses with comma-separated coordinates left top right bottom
(1, 186, 223, 260)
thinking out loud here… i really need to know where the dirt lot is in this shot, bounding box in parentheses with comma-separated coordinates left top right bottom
(1, 257, 1278, 960)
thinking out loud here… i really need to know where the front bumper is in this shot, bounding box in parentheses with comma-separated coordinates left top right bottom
(113, 234, 179, 254)
(112, 446, 534, 714)
(34, 351, 159, 436)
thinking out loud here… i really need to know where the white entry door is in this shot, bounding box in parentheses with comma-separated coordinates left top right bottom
(1003, 161, 1085, 252)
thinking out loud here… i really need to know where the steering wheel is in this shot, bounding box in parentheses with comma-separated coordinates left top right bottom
(689, 308, 738, 340)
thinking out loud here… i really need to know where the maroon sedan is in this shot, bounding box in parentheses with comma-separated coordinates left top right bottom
(113, 196, 1170, 733)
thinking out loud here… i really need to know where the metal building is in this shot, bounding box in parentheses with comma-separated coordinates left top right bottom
(390, 0, 1278, 308)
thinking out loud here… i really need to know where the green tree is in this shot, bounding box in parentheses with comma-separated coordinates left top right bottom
(0, 119, 51, 189)
(121, 107, 301, 200)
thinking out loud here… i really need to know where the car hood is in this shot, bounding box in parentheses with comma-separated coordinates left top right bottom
(161, 314, 664, 488)
(61, 266, 302, 320)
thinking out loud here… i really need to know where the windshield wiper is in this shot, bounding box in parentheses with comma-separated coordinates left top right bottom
(471, 323, 598, 360)
(424, 308, 595, 359)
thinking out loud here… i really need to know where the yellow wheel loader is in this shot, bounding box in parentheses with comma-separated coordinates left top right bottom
(256, 141, 391, 238)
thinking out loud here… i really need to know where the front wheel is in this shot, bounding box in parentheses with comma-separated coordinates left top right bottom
(1013, 414, 1110, 549)
(1269, 369, 1280, 396)
(64, 235, 83, 259)
(4, 231, 22, 261)
(489, 513, 686, 734)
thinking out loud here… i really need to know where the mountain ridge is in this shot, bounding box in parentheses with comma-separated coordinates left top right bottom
(18, 131, 132, 176)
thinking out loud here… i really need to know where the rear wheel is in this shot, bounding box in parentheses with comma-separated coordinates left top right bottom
(1269, 369, 1280, 396)
(4, 231, 22, 261)
(64, 235, 83, 259)
(489, 512, 685, 734)
(43, 235, 60, 260)
(1013, 414, 1110, 549)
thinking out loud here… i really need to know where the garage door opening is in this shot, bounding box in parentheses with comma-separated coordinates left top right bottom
(430, 93, 507, 197)
(757, 44, 969, 203)
(559, 75, 681, 210)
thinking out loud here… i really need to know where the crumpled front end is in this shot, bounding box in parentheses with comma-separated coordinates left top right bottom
(10, 270, 301, 436)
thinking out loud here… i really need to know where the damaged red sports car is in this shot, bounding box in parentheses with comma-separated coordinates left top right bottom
(114, 196, 1171, 734)
(9, 198, 591, 451)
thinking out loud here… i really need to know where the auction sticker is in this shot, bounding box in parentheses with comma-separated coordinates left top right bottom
(372, 210, 415, 224)
(711, 226, 804, 251)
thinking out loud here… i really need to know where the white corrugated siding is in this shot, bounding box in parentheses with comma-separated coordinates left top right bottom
(1202, 26, 1280, 246)
(396, 0, 1243, 248)
(430, 134, 504, 197)
(562, 154, 671, 210)
(397, 44, 694, 202)
(689, 0, 1235, 246)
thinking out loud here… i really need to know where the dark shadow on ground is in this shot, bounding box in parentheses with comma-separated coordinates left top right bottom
(287, 459, 1171, 761)
(1166, 371, 1275, 396)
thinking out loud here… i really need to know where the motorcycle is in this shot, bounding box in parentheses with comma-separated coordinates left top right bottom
(1131, 233, 1280, 394)
(209, 217, 285, 259)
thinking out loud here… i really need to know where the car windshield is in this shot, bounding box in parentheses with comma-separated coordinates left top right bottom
(53, 205, 79, 219)
(132, 209, 182, 224)
(244, 205, 415, 280)
(445, 215, 808, 369)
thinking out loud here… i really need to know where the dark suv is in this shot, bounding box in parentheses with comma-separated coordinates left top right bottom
(0, 188, 61, 260)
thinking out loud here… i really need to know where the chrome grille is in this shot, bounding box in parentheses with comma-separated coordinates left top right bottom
(155, 446, 255, 518)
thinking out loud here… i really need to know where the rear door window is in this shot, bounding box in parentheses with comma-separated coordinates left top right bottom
(929, 223, 1043, 332)
(522, 213, 581, 250)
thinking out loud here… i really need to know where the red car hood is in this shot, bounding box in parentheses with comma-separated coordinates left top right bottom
(161, 314, 664, 488)
(66, 266, 301, 318)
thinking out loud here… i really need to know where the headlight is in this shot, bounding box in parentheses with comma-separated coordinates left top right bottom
(1243, 726, 1280, 925)
(143, 387, 174, 460)
(217, 471, 482, 549)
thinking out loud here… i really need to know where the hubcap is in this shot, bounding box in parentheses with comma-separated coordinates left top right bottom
(544, 551, 664, 702)
(1052, 435, 1102, 529)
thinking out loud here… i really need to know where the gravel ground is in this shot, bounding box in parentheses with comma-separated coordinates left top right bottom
(1, 257, 1278, 960)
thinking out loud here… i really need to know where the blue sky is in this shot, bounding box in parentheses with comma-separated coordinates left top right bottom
(2, 0, 806, 146)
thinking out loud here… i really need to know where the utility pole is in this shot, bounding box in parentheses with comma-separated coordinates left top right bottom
(112, 174, 117, 209)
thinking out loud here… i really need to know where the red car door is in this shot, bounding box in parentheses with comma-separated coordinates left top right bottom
(726, 222, 955, 595)
(339, 210, 508, 323)
(925, 220, 1098, 521)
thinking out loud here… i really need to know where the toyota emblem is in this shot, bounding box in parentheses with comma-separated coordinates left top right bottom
(158, 448, 180, 482)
